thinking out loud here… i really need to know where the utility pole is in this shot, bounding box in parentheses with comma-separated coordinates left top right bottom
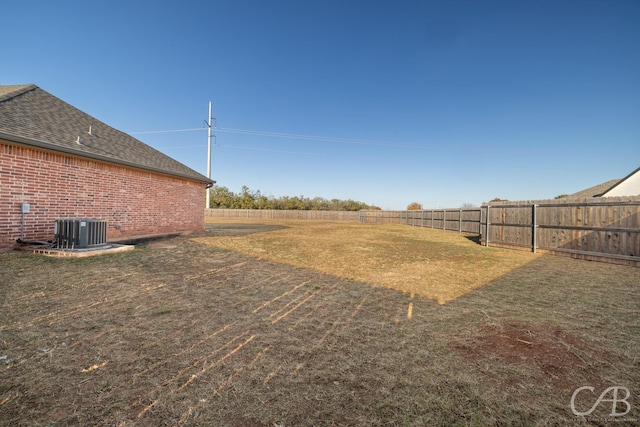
(206, 101, 213, 208)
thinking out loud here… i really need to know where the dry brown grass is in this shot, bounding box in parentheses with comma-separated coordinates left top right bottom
(1, 220, 639, 426)
(195, 219, 539, 304)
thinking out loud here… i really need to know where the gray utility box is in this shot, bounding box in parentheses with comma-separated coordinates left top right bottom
(55, 219, 108, 249)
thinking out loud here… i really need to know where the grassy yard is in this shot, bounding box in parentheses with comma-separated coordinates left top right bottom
(195, 220, 540, 304)
(1, 219, 639, 426)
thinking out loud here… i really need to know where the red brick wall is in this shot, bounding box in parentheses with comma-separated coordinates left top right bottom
(0, 141, 207, 248)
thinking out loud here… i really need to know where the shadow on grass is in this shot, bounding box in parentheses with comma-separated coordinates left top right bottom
(463, 234, 482, 245)
(205, 223, 289, 236)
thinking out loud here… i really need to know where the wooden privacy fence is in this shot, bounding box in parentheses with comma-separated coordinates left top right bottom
(205, 208, 361, 221)
(482, 198, 640, 266)
(359, 209, 482, 234)
(361, 197, 640, 266)
(206, 199, 640, 266)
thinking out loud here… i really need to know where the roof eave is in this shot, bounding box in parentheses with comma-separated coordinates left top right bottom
(0, 131, 214, 186)
(599, 166, 640, 197)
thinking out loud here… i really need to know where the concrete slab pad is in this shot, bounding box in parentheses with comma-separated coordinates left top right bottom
(21, 244, 134, 258)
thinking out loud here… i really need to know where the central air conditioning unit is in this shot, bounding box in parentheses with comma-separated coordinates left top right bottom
(54, 219, 108, 249)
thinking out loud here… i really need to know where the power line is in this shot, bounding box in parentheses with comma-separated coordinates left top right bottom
(142, 138, 591, 168)
(128, 124, 617, 159)
(129, 127, 205, 135)
(219, 144, 333, 157)
(144, 142, 343, 158)
(129, 125, 479, 151)
(217, 127, 400, 146)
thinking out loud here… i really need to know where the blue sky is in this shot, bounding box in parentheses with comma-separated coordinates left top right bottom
(3, 0, 639, 209)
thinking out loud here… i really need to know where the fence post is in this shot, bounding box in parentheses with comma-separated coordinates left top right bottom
(431, 210, 434, 228)
(485, 206, 490, 247)
(478, 207, 483, 237)
(532, 204, 538, 253)
(421, 209, 424, 227)
(443, 210, 446, 231)
(459, 209, 462, 233)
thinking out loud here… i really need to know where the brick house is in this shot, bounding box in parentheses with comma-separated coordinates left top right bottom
(0, 84, 214, 249)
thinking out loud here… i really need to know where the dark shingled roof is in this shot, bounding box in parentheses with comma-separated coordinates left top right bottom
(563, 178, 621, 199)
(0, 84, 213, 184)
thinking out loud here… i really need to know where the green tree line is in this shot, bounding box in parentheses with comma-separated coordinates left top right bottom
(208, 185, 380, 211)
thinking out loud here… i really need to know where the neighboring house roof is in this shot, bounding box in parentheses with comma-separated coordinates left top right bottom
(598, 166, 640, 197)
(0, 84, 213, 185)
(565, 179, 621, 199)
(561, 166, 640, 199)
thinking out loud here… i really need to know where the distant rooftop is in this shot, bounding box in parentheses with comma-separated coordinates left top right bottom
(563, 178, 621, 199)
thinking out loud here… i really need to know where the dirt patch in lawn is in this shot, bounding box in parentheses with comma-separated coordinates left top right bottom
(452, 321, 616, 393)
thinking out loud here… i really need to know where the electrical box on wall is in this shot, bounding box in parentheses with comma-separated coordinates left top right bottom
(21, 203, 30, 213)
